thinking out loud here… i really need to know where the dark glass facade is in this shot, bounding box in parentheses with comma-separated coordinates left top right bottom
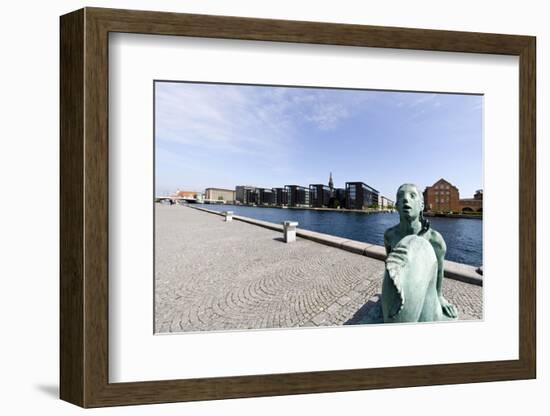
(236, 178, 381, 211)
(309, 184, 331, 208)
(235, 185, 256, 204)
(285, 185, 310, 207)
(335, 188, 347, 208)
(273, 187, 288, 206)
(258, 188, 276, 205)
(345, 182, 379, 210)
(245, 188, 259, 205)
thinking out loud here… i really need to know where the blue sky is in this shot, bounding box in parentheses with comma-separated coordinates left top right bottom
(155, 81, 482, 199)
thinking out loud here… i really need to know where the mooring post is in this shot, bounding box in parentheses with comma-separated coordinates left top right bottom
(283, 221, 299, 243)
(224, 211, 233, 222)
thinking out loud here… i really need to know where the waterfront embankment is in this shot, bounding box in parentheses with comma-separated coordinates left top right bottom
(191, 205, 482, 286)
(155, 204, 482, 333)
(233, 203, 395, 214)
(424, 212, 482, 220)
(191, 203, 483, 267)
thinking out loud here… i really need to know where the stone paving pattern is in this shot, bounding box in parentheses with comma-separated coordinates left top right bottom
(155, 204, 483, 333)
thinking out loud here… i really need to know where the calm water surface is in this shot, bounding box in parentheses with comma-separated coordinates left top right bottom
(198, 204, 482, 267)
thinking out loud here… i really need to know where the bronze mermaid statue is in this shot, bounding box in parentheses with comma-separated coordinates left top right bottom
(382, 184, 458, 323)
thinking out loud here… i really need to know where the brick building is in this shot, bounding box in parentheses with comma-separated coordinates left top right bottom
(423, 178, 460, 212)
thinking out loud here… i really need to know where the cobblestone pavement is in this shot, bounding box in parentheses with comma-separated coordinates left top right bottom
(155, 204, 483, 333)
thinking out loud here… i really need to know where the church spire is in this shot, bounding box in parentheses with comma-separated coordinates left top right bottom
(328, 172, 334, 191)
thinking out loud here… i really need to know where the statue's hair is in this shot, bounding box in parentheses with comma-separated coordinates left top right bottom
(395, 183, 421, 201)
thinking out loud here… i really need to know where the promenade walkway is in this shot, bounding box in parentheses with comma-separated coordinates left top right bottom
(155, 204, 482, 333)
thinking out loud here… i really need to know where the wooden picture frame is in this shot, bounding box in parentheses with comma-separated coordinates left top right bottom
(60, 7, 536, 408)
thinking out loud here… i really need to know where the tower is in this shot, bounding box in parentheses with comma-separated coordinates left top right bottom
(328, 172, 334, 194)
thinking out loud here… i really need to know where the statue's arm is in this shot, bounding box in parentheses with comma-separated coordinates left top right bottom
(384, 229, 393, 256)
(432, 232, 458, 318)
(432, 232, 447, 297)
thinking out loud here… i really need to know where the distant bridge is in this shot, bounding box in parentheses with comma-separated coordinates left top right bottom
(155, 197, 229, 204)
(458, 199, 483, 213)
(155, 196, 198, 204)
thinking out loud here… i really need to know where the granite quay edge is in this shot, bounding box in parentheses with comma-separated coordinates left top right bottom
(443, 261, 483, 286)
(363, 245, 388, 262)
(339, 239, 373, 255)
(184, 204, 482, 286)
(424, 212, 483, 220)
(296, 229, 348, 248)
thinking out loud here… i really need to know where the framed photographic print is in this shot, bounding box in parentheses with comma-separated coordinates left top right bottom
(60, 7, 536, 408)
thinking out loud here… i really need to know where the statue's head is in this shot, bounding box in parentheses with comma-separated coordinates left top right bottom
(396, 183, 424, 221)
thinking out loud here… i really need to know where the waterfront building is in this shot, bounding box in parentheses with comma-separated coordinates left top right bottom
(333, 188, 347, 208)
(423, 178, 460, 212)
(345, 182, 380, 210)
(326, 172, 344, 208)
(257, 188, 276, 205)
(379, 195, 395, 209)
(235, 185, 256, 204)
(245, 188, 259, 205)
(458, 189, 483, 213)
(272, 187, 288, 206)
(205, 188, 236, 203)
(285, 185, 310, 207)
(309, 184, 331, 208)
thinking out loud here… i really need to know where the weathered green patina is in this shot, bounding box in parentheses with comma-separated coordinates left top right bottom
(382, 184, 458, 322)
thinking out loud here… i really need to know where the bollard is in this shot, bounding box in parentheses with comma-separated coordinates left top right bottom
(224, 211, 233, 222)
(282, 221, 299, 243)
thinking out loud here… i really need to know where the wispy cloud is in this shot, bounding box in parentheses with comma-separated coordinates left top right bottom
(408, 93, 438, 107)
(404, 93, 446, 121)
(155, 83, 369, 157)
(156, 83, 281, 156)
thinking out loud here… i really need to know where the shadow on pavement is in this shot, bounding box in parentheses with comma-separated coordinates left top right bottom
(344, 294, 384, 325)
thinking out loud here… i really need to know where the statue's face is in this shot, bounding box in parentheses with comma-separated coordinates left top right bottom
(396, 184, 423, 221)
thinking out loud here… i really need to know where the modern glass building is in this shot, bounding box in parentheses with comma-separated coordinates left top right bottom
(334, 188, 347, 208)
(273, 187, 288, 206)
(285, 185, 310, 207)
(309, 184, 331, 208)
(258, 188, 276, 205)
(345, 182, 380, 210)
(245, 188, 259, 205)
(235, 185, 256, 204)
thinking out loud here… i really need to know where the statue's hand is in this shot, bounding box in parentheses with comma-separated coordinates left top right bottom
(439, 296, 458, 319)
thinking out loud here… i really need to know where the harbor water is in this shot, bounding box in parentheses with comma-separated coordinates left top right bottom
(197, 204, 483, 267)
